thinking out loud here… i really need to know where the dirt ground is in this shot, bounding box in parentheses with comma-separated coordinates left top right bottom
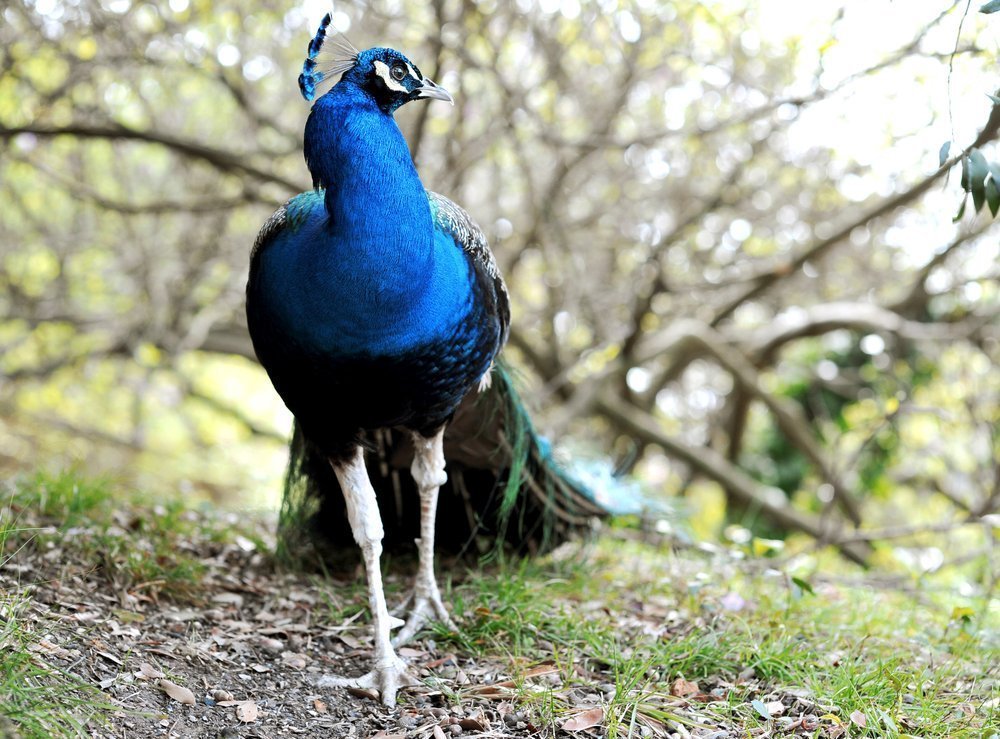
(12, 526, 559, 739)
(8, 498, 995, 738)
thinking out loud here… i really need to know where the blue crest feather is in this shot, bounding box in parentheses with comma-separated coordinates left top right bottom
(298, 13, 359, 102)
(298, 13, 331, 101)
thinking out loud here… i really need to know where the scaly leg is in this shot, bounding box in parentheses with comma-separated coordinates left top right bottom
(393, 428, 457, 646)
(317, 446, 417, 708)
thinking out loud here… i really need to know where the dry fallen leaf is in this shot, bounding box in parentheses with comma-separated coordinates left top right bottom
(470, 662, 560, 694)
(337, 633, 364, 649)
(766, 700, 785, 716)
(670, 677, 699, 698)
(459, 717, 487, 731)
(136, 663, 165, 680)
(562, 707, 604, 731)
(157, 679, 195, 705)
(346, 686, 379, 701)
(257, 636, 284, 652)
(281, 651, 308, 669)
(212, 689, 234, 702)
(236, 701, 258, 723)
(313, 698, 327, 713)
(213, 591, 244, 606)
(28, 639, 73, 659)
(850, 710, 867, 728)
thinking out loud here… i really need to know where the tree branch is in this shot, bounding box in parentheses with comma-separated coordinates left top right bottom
(708, 104, 1000, 327)
(0, 121, 305, 194)
(596, 394, 871, 565)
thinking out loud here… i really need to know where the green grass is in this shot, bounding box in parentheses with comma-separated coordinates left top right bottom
(1, 476, 124, 739)
(436, 541, 999, 737)
(0, 592, 118, 739)
(2, 470, 267, 601)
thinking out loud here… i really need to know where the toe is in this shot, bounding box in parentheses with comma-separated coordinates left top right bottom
(318, 658, 418, 708)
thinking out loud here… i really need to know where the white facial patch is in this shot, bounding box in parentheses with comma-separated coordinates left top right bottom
(373, 60, 409, 93)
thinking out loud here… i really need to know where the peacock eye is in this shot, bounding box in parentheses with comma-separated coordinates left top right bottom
(390, 64, 406, 81)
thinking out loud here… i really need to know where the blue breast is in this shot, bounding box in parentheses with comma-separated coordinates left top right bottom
(256, 190, 476, 358)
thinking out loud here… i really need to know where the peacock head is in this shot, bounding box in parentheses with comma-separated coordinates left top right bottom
(298, 14, 453, 112)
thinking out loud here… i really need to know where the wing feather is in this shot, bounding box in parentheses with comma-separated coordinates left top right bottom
(427, 191, 510, 346)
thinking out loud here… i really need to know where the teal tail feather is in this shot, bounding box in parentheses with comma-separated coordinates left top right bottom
(277, 364, 622, 564)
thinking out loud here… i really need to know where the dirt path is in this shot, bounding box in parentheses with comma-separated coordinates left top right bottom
(13, 534, 545, 738)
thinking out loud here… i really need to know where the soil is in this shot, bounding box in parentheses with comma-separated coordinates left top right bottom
(5, 511, 560, 739)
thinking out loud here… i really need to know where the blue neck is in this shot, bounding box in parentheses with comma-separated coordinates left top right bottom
(303, 84, 433, 252)
(265, 80, 473, 357)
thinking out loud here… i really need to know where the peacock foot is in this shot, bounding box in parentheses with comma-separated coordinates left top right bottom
(317, 655, 419, 709)
(392, 574, 457, 647)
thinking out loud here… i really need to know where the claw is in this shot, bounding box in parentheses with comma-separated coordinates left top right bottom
(317, 656, 419, 708)
(392, 576, 457, 647)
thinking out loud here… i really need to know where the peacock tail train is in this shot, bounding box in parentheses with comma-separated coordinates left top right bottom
(276, 363, 609, 566)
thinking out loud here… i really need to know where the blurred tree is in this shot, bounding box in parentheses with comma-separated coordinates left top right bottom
(1, 0, 997, 569)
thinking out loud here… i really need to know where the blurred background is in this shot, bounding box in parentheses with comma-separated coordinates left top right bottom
(0, 0, 997, 575)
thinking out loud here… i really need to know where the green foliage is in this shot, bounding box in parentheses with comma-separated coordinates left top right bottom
(950, 143, 1000, 220)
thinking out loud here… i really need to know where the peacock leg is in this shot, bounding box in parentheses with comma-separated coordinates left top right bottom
(393, 428, 457, 646)
(317, 446, 417, 708)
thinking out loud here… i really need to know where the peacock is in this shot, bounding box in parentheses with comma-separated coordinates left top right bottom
(246, 16, 622, 707)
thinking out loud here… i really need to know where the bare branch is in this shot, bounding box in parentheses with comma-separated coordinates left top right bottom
(596, 394, 871, 565)
(708, 105, 1000, 327)
(0, 122, 305, 194)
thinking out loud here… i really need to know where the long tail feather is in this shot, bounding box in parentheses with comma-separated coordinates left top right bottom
(276, 364, 611, 565)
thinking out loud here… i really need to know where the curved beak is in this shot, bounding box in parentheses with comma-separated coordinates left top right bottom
(416, 78, 454, 105)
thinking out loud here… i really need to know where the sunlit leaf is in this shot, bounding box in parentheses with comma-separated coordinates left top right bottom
(969, 149, 989, 213)
(953, 194, 968, 222)
(985, 176, 1000, 217)
(878, 709, 897, 732)
(938, 140, 951, 167)
(791, 576, 815, 596)
(752, 538, 784, 557)
(951, 606, 976, 622)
